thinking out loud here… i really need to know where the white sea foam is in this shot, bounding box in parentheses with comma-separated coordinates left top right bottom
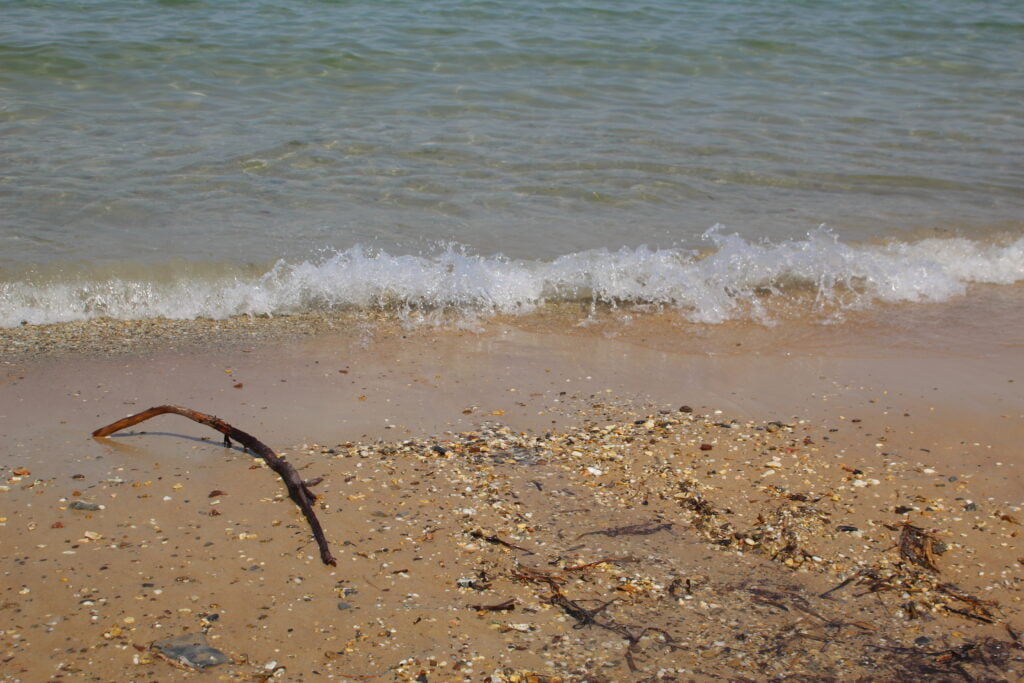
(2, 228, 1022, 328)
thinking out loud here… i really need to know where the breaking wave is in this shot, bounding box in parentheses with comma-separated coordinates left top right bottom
(2, 228, 1023, 327)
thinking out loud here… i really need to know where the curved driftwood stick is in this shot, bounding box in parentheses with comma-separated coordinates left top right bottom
(93, 405, 336, 566)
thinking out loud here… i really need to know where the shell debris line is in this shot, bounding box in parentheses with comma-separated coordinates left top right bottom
(1, 400, 1022, 681)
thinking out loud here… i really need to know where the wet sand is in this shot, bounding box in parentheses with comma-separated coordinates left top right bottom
(1, 295, 1023, 681)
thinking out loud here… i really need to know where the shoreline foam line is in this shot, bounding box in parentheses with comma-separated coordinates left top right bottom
(2, 229, 1023, 327)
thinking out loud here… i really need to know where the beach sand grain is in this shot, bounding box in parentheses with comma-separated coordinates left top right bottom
(1, 298, 1022, 680)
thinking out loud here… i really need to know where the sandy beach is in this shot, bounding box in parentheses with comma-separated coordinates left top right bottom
(5, 1, 1024, 679)
(2, 292, 1023, 681)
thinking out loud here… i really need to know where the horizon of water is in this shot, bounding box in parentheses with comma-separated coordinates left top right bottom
(2, 0, 1023, 326)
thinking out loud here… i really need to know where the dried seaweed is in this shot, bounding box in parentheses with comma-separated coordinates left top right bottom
(469, 529, 536, 555)
(547, 592, 617, 629)
(512, 564, 565, 592)
(870, 638, 1021, 680)
(576, 520, 672, 540)
(562, 557, 640, 572)
(899, 523, 942, 572)
(820, 570, 868, 600)
(934, 583, 1000, 624)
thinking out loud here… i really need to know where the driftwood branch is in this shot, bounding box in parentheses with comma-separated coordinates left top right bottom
(92, 405, 336, 566)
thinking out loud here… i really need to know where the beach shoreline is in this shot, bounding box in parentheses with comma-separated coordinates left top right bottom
(5, 0, 1024, 677)
(1, 300, 1022, 680)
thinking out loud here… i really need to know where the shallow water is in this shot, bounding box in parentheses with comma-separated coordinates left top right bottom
(2, 0, 1023, 325)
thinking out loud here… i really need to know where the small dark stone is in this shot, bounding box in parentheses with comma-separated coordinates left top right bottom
(894, 505, 914, 514)
(837, 525, 859, 533)
(964, 502, 979, 512)
(699, 444, 713, 451)
(431, 445, 447, 455)
(679, 405, 693, 413)
(915, 636, 932, 647)
(68, 501, 100, 511)
(336, 601, 353, 611)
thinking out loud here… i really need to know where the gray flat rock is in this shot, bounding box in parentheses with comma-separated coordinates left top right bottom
(152, 633, 228, 670)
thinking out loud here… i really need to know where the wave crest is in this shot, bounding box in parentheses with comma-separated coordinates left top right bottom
(2, 228, 1022, 327)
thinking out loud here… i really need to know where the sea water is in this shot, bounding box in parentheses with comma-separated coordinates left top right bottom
(1, 0, 1022, 326)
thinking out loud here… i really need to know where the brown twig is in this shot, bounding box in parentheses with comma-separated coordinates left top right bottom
(93, 405, 336, 566)
(468, 598, 517, 612)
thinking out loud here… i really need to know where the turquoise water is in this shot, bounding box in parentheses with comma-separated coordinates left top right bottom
(1, 0, 1023, 324)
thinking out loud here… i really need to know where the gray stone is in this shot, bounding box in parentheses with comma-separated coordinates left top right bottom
(152, 633, 229, 670)
(68, 501, 101, 511)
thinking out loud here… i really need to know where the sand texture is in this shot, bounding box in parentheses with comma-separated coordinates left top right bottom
(1, 303, 1023, 681)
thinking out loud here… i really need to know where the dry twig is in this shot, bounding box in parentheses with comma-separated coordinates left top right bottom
(93, 405, 336, 566)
